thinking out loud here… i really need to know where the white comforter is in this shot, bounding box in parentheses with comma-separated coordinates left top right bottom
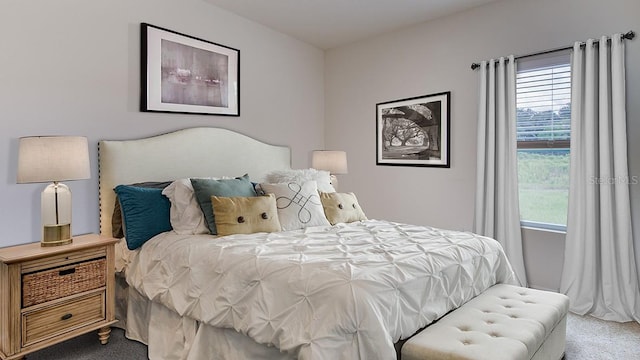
(126, 220, 516, 360)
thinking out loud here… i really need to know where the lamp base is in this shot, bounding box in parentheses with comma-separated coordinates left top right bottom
(42, 224, 73, 247)
(329, 174, 339, 191)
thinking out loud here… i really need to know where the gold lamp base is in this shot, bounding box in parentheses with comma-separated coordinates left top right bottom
(42, 224, 73, 247)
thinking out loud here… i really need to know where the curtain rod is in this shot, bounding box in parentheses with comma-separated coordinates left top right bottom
(470, 30, 635, 70)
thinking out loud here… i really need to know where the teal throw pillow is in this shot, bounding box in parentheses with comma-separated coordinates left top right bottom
(112, 181, 172, 239)
(114, 185, 172, 250)
(190, 175, 257, 234)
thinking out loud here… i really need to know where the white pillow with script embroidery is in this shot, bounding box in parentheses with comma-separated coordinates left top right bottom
(257, 181, 330, 230)
(265, 168, 336, 193)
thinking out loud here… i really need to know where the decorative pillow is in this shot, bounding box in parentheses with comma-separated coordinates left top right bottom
(112, 181, 172, 238)
(319, 192, 367, 225)
(162, 179, 210, 235)
(114, 185, 172, 250)
(258, 181, 330, 230)
(191, 175, 257, 234)
(265, 168, 335, 193)
(211, 194, 282, 236)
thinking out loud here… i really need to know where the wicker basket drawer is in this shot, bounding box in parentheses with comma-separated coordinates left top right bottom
(22, 258, 106, 307)
(22, 291, 105, 346)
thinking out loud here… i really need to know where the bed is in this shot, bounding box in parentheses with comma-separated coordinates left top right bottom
(98, 127, 516, 360)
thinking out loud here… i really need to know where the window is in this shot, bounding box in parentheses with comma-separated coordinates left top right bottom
(516, 52, 571, 231)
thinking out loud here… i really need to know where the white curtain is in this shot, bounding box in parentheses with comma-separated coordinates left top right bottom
(474, 56, 528, 287)
(560, 34, 640, 322)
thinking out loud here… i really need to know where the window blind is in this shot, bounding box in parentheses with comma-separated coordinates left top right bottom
(516, 55, 571, 145)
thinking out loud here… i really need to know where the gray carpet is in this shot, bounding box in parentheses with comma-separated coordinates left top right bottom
(25, 313, 640, 359)
(26, 328, 147, 360)
(565, 313, 640, 360)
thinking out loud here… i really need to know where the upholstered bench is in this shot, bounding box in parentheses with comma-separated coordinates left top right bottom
(402, 284, 569, 360)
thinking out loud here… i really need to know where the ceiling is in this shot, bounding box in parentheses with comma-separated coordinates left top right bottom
(203, 0, 499, 49)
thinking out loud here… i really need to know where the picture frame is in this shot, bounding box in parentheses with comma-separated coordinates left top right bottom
(376, 91, 450, 167)
(141, 23, 240, 116)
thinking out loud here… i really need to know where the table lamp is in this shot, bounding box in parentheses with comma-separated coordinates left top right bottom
(312, 150, 348, 190)
(17, 136, 90, 246)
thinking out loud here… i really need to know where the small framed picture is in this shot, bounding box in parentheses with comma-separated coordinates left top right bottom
(376, 91, 450, 167)
(141, 23, 239, 116)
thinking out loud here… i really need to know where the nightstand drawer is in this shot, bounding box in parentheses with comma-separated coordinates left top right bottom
(22, 291, 106, 346)
(22, 258, 106, 307)
(20, 247, 107, 274)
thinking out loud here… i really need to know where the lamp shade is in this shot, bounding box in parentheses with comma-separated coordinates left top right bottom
(312, 150, 348, 174)
(17, 136, 90, 183)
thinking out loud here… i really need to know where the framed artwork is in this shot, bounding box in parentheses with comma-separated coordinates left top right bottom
(376, 91, 450, 167)
(141, 23, 239, 116)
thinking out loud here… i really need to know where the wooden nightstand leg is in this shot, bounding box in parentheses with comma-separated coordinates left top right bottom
(98, 326, 111, 344)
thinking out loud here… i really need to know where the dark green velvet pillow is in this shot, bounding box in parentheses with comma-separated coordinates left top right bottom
(190, 175, 257, 234)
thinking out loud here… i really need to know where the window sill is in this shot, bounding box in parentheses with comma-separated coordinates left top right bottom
(520, 221, 566, 234)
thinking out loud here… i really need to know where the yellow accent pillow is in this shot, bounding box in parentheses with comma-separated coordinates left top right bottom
(211, 194, 282, 236)
(319, 192, 367, 225)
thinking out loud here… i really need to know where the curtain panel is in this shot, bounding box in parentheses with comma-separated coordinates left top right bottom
(474, 56, 527, 287)
(560, 34, 640, 322)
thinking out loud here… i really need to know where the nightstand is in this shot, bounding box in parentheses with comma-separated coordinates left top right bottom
(0, 234, 118, 360)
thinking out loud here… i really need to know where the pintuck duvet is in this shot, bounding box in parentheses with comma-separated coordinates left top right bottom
(126, 219, 516, 360)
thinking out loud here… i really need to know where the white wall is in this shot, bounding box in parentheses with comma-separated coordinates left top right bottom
(325, 0, 640, 290)
(0, 0, 325, 247)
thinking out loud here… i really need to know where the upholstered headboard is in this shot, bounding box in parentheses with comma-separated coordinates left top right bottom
(98, 127, 291, 236)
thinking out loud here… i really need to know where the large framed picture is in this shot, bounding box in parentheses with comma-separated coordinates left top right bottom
(376, 91, 450, 167)
(141, 23, 239, 116)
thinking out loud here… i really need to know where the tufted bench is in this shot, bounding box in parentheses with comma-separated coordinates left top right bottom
(402, 284, 569, 360)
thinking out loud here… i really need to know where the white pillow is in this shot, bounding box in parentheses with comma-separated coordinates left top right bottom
(258, 181, 330, 230)
(162, 179, 210, 235)
(265, 168, 336, 193)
